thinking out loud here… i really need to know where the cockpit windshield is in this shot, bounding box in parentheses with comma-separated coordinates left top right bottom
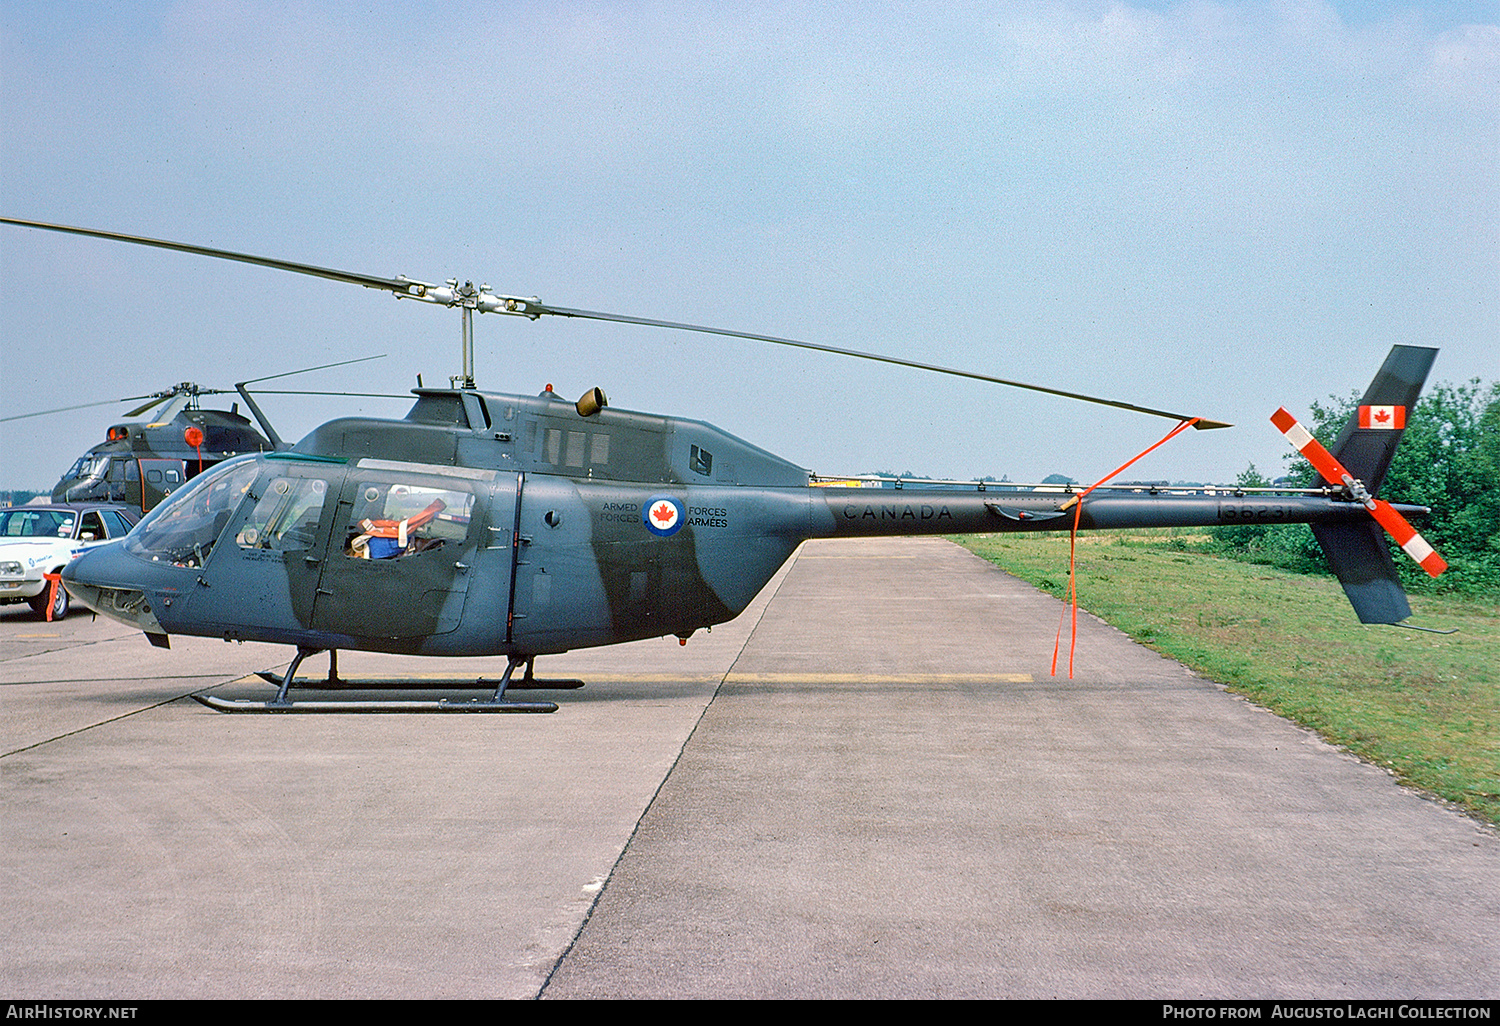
(123, 456, 260, 569)
(62, 456, 108, 482)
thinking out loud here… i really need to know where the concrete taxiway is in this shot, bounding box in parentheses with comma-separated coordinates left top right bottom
(2, 537, 1496, 999)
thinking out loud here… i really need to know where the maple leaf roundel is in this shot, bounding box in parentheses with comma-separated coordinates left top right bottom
(642, 495, 684, 537)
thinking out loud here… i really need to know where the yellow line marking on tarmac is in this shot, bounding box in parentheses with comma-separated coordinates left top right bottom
(794, 553, 926, 559)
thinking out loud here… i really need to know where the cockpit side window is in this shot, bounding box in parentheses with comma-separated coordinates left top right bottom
(123, 458, 259, 569)
(236, 477, 329, 553)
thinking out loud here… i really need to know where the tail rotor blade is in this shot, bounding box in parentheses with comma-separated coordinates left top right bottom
(1370, 499, 1448, 577)
(1270, 407, 1349, 485)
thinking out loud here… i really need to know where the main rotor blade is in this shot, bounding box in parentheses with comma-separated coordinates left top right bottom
(538, 304, 1231, 429)
(3, 217, 1230, 428)
(1, 217, 415, 295)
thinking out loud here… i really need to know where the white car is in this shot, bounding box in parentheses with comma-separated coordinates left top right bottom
(0, 503, 140, 619)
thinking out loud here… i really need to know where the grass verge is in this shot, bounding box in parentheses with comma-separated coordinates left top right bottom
(957, 530, 1500, 827)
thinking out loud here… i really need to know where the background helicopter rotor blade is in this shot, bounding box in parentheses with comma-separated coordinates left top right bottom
(2, 217, 1230, 429)
(0, 398, 137, 424)
(122, 383, 232, 419)
(122, 394, 172, 418)
(236, 354, 389, 388)
(246, 390, 411, 399)
(142, 393, 191, 425)
(2, 383, 224, 424)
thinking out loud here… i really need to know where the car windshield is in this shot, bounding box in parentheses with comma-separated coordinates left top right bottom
(0, 509, 76, 538)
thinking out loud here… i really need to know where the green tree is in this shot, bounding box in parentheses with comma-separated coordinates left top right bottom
(1211, 464, 1272, 548)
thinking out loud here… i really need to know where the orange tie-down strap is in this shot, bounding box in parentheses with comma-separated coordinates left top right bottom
(359, 499, 447, 546)
(1052, 418, 1199, 679)
(42, 572, 63, 622)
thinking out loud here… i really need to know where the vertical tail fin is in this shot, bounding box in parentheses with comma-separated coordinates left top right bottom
(1307, 346, 1438, 624)
(1315, 346, 1436, 495)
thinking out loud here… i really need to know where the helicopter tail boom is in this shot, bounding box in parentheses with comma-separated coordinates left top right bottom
(812, 487, 1426, 538)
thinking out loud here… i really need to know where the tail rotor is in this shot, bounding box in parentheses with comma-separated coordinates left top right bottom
(1270, 346, 1446, 624)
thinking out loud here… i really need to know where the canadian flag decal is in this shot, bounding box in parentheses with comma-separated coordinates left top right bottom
(1359, 405, 1405, 430)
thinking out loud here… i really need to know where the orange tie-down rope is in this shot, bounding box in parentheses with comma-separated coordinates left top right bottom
(349, 498, 449, 558)
(1051, 418, 1199, 679)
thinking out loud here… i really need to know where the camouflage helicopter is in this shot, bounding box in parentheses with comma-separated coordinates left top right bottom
(1, 218, 1447, 713)
(8, 361, 397, 514)
(14, 382, 273, 513)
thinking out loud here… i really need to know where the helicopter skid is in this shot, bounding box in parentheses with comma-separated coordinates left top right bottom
(193, 694, 558, 713)
(212, 650, 569, 712)
(251, 670, 586, 691)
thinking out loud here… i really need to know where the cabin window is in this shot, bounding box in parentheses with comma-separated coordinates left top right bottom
(236, 477, 329, 553)
(342, 482, 474, 560)
(565, 431, 586, 468)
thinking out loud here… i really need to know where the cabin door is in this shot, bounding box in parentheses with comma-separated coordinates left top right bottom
(309, 462, 491, 640)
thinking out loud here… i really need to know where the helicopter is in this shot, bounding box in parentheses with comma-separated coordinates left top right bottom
(0, 218, 1448, 713)
(7, 360, 401, 514)
(16, 382, 274, 513)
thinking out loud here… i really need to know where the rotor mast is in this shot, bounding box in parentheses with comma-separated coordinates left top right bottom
(392, 275, 543, 390)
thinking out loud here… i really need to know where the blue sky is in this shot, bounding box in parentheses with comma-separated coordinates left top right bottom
(2, 1, 1495, 489)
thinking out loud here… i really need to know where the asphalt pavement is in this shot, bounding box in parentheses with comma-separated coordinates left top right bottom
(2, 537, 1495, 999)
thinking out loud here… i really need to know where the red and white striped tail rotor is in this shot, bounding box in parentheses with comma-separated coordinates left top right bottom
(1271, 407, 1447, 577)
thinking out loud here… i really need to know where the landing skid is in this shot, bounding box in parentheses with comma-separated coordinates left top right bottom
(192, 694, 559, 713)
(250, 651, 586, 691)
(197, 650, 576, 714)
